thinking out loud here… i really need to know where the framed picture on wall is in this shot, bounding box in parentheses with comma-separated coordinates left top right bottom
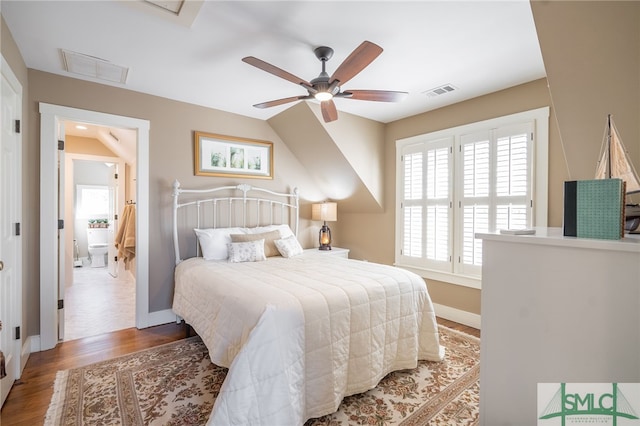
(194, 131, 273, 179)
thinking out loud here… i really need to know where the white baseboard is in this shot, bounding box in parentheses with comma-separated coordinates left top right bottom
(144, 308, 179, 328)
(18, 337, 31, 378)
(433, 303, 481, 330)
(29, 334, 41, 353)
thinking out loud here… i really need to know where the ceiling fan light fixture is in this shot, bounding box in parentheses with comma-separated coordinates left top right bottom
(314, 91, 333, 101)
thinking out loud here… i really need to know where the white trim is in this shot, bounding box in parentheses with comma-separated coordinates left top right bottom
(533, 109, 549, 227)
(20, 336, 31, 377)
(29, 335, 41, 353)
(396, 263, 482, 289)
(433, 303, 481, 330)
(39, 103, 150, 349)
(146, 308, 179, 328)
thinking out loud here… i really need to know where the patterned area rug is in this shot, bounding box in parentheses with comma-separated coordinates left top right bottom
(45, 325, 479, 425)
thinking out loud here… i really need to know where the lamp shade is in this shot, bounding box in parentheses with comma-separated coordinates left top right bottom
(312, 202, 337, 222)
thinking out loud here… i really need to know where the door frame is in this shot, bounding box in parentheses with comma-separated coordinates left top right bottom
(39, 103, 150, 351)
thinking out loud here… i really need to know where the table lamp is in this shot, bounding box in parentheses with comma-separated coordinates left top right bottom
(311, 202, 337, 250)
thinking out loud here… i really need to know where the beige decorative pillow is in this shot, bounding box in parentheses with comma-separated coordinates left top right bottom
(230, 230, 281, 257)
(274, 235, 304, 258)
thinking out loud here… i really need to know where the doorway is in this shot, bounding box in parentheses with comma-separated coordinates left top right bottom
(39, 103, 150, 351)
(64, 146, 135, 341)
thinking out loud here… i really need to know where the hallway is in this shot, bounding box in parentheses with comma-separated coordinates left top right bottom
(64, 265, 135, 341)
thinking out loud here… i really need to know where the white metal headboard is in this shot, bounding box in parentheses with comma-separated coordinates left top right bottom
(172, 180, 299, 264)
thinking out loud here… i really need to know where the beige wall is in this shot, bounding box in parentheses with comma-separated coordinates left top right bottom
(66, 135, 117, 157)
(337, 79, 562, 315)
(531, 0, 640, 206)
(25, 69, 325, 335)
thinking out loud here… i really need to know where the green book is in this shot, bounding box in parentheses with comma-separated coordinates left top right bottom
(575, 179, 625, 240)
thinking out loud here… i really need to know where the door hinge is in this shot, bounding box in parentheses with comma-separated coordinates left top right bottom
(114, 256, 118, 262)
(15, 119, 21, 134)
(114, 173, 118, 179)
(58, 140, 64, 150)
(58, 300, 64, 310)
(115, 214, 118, 220)
(14, 222, 21, 236)
(58, 219, 64, 230)
(15, 326, 20, 340)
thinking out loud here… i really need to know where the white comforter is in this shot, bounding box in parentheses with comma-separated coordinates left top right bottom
(172, 254, 444, 425)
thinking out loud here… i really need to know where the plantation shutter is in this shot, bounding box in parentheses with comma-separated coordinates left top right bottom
(458, 131, 490, 276)
(494, 123, 532, 231)
(456, 124, 533, 276)
(400, 138, 452, 271)
(402, 146, 423, 259)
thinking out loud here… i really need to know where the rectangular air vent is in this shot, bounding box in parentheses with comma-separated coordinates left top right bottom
(423, 84, 457, 98)
(61, 49, 129, 84)
(144, 0, 184, 14)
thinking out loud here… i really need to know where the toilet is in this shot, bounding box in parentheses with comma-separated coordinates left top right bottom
(87, 228, 109, 268)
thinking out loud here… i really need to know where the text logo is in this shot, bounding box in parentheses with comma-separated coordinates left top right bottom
(538, 383, 640, 425)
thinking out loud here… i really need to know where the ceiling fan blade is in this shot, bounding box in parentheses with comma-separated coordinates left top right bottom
(242, 56, 312, 88)
(253, 95, 310, 109)
(329, 41, 383, 86)
(321, 100, 338, 123)
(340, 90, 408, 102)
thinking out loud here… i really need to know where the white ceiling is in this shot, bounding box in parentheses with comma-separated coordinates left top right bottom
(2, 0, 546, 124)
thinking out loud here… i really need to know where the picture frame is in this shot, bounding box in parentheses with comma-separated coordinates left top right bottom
(194, 131, 273, 179)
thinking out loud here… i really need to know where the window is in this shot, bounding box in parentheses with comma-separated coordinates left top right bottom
(396, 107, 549, 288)
(76, 185, 109, 219)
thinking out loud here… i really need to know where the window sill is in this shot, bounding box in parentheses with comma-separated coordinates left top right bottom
(394, 263, 482, 289)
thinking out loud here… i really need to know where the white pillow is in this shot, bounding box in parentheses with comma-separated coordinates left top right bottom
(248, 224, 294, 239)
(227, 240, 266, 263)
(194, 227, 247, 260)
(274, 235, 304, 258)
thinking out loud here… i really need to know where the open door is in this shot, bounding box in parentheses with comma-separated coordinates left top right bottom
(107, 163, 119, 278)
(0, 56, 23, 407)
(57, 121, 66, 341)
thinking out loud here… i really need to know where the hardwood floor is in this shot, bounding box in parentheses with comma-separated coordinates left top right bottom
(0, 323, 185, 426)
(0, 317, 478, 425)
(438, 317, 481, 338)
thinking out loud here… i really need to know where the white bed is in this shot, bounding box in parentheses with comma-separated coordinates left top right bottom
(171, 181, 444, 425)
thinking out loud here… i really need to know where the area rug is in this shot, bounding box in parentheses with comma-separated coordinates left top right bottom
(45, 325, 479, 425)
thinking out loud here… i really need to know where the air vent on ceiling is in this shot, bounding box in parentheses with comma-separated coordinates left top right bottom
(144, 0, 184, 14)
(61, 49, 129, 84)
(423, 84, 457, 98)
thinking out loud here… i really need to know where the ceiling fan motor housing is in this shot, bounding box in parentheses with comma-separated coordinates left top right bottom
(314, 46, 334, 62)
(311, 46, 339, 96)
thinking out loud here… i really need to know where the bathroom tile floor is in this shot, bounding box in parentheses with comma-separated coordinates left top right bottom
(64, 265, 136, 341)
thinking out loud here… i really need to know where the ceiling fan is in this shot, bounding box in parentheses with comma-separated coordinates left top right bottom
(242, 41, 408, 123)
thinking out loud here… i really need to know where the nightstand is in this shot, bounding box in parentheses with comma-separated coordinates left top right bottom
(303, 247, 350, 259)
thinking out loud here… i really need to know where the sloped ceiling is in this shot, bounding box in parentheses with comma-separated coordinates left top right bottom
(268, 102, 385, 213)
